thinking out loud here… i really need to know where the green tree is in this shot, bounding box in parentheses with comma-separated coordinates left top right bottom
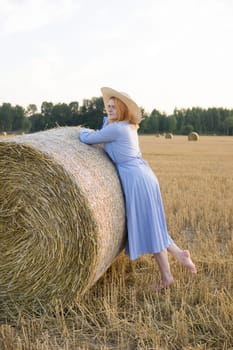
(139, 116, 157, 133)
(26, 104, 37, 117)
(0, 103, 14, 131)
(41, 102, 53, 117)
(80, 97, 104, 129)
(29, 114, 46, 132)
(12, 105, 25, 131)
(69, 101, 79, 114)
(173, 108, 186, 134)
(51, 103, 72, 127)
(69, 101, 80, 125)
(41, 102, 54, 129)
(157, 114, 167, 133)
(138, 109, 149, 133)
(167, 116, 177, 133)
(224, 116, 233, 135)
(182, 124, 194, 134)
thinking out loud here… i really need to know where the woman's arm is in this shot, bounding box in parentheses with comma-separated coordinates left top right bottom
(79, 123, 117, 145)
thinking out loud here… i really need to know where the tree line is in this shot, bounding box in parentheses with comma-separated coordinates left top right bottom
(0, 97, 233, 135)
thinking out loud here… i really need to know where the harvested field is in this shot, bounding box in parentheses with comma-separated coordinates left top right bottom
(0, 134, 233, 349)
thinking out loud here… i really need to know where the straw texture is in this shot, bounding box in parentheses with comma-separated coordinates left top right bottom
(0, 127, 126, 314)
(188, 132, 199, 141)
(165, 133, 173, 139)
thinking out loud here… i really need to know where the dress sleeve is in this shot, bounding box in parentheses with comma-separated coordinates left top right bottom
(79, 124, 118, 144)
(102, 116, 109, 128)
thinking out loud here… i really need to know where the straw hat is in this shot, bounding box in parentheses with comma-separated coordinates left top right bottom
(101, 87, 142, 124)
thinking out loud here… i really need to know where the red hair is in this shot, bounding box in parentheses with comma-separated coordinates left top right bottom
(111, 97, 137, 125)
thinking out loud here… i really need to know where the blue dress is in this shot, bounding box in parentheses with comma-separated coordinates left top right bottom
(79, 120, 173, 260)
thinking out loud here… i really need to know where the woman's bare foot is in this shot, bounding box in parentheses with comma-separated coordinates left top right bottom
(177, 250, 197, 274)
(167, 243, 197, 274)
(154, 250, 173, 289)
(156, 274, 174, 290)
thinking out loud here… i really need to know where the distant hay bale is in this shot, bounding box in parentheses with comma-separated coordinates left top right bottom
(165, 133, 173, 139)
(1, 132, 7, 136)
(155, 133, 160, 138)
(188, 132, 199, 141)
(0, 127, 126, 314)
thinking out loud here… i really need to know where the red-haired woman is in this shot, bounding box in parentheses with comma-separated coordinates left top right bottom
(80, 87, 197, 289)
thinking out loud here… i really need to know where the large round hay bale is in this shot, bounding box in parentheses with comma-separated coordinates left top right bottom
(0, 127, 126, 314)
(165, 133, 173, 139)
(188, 132, 199, 141)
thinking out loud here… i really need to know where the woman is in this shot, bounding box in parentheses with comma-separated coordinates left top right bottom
(79, 87, 197, 289)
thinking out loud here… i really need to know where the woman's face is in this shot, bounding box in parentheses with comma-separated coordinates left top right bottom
(107, 98, 118, 121)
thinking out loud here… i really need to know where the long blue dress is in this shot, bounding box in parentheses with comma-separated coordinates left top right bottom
(79, 120, 173, 260)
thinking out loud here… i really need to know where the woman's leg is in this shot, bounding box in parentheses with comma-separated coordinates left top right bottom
(167, 242, 197, 274)
(154, 249, 173, 289)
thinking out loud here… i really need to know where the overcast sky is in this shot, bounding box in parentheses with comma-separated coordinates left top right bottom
(0, 0, 232, 114)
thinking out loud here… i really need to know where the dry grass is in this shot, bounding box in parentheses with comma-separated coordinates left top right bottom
(0, 135, 233, 349)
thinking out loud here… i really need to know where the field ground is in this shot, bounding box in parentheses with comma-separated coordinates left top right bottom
(0, 135, 233, 349)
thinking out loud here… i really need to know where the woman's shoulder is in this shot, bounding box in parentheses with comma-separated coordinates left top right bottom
(106, 121, 127, 129)
(116, 121, 130, 127)
(108, 121, 136, 134)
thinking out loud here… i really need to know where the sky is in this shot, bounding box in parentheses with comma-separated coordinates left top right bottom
(0, 0, 232, 114)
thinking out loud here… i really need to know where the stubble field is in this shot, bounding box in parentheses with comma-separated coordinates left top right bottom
(0, 135, 233, 349)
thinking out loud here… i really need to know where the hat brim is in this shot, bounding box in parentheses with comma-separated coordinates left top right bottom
(101, 87, 142, 124)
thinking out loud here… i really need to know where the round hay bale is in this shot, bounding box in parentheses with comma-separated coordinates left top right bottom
(1, 132, 7, 136)
(0, 127, 126, 314)
(188, 132, 199, 141)
(165, 133, 173, 139)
